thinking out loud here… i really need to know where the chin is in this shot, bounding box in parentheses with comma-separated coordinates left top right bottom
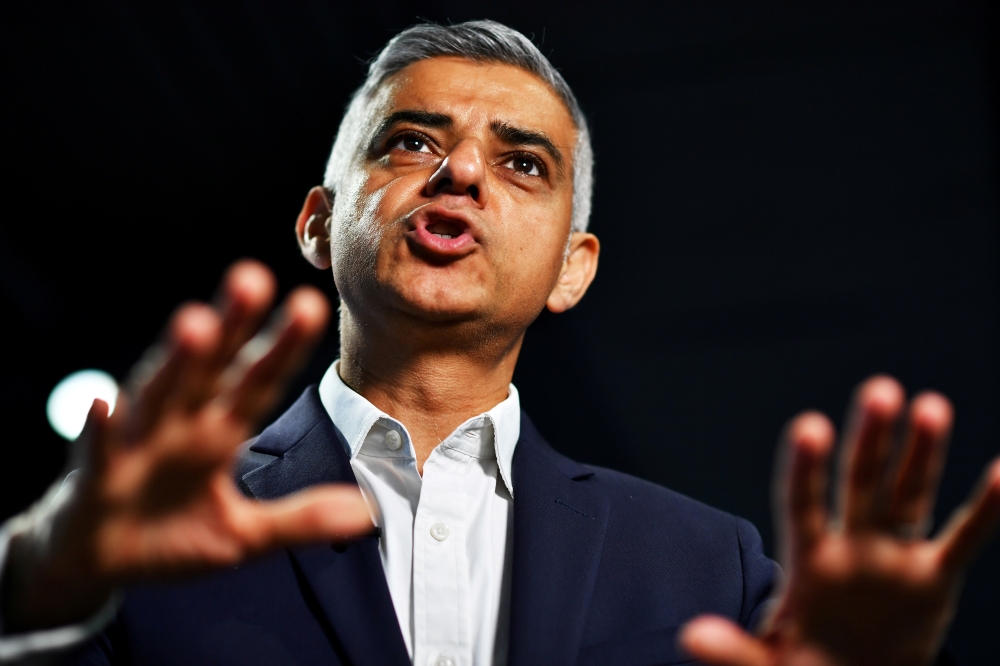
(379, 261, 489, 318)
(397, 295, 484, 323)
(387, 281, 489, 324)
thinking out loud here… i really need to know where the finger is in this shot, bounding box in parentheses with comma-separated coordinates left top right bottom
(227, 286, 329, 423)
(214, 261, 277, 353)
(71, 398, 112, 471)
(176, 261, 278, 411)
(127, 304, 221, 439)
(937, 457, 1000, 572)
(886, 392, 953, 536)
(237, 484, 374, 553)
(679, 616, 771, 666)
(205, 261, 278, 385)
(775, 411, 834, 565)
(838, 375, 905, 533)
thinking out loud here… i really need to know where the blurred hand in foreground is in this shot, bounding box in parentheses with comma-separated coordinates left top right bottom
(681, 376, 1000, 666)
(2, 260, 372, 632)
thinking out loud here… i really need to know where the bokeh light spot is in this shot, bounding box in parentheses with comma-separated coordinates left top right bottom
(46, 370, 119, 440)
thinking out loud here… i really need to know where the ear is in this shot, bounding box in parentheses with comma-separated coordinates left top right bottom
(295, 186, 334, 270)
(546, 232, 600, 313)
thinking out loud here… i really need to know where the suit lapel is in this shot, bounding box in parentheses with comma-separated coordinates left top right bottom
(242, 392, 610, 665)
(507, 412, 610, 666)
(241, 388, 410, 666)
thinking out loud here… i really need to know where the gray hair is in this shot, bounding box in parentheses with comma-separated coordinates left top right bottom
(323, 20, 594, 233)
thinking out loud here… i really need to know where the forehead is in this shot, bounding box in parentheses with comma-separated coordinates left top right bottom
(378, 56, 577, 148)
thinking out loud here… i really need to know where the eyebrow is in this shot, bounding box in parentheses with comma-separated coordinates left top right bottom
(490, 120, 565, 172)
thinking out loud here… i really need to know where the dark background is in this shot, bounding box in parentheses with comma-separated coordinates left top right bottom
(2, 1, 997, 662)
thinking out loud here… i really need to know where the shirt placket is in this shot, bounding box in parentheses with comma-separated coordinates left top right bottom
(413, 438, 473, 666)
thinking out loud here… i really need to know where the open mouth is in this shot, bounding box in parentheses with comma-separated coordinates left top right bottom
(426, 219, 464, 240)
(407, 207, 479, 259)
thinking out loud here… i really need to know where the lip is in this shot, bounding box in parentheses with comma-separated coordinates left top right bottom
(406, 204, 481, 259)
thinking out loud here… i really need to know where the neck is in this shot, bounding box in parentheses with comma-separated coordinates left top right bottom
(338, 307, 523, 473)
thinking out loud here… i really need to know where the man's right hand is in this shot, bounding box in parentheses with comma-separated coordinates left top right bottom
(1, 260, 372, 632)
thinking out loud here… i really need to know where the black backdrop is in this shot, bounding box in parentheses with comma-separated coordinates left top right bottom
(2, 1, 998, 662)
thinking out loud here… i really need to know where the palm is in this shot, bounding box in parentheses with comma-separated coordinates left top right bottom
(682, 378, 1000, 666)
(5, 262, 370, 632)
(82, 401, 258, 576)
(766, 536, 953, 665)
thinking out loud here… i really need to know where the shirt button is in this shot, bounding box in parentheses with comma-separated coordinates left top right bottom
(432, 656, 455, 666)
(430, 523, 450, 541)
(384, 430, 402, 451)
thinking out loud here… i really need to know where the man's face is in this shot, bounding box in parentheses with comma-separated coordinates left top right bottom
(328, 56, 579, 336)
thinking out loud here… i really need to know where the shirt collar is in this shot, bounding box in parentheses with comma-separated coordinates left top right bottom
(317, 360, 520, 496)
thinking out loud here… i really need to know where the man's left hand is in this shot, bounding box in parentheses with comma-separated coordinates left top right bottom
(680, 375, 1000, 666)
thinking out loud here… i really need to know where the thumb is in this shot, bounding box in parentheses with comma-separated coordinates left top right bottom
(70, 398, 112, 471)
(679, 615, 771, 666)
(241, 484, 374, 553)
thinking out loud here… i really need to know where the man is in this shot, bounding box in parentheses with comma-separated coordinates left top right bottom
(1, 20, 998, 666)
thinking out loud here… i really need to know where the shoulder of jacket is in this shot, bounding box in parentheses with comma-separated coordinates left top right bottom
(586, 463, 748, 533)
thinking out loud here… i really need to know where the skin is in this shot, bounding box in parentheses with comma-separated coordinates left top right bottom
(679, 380, 1000, 666)
(2, 56, 998, 666)
(298, 57, 599, 471)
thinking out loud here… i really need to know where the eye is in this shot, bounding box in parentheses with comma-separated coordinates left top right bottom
(502, 155, 542, 177)
(389, 134, 431, 153)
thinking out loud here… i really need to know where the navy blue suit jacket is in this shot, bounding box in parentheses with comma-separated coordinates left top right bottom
(76, 387, 777, 665)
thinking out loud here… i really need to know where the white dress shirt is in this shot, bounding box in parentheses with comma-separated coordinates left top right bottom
(319, 362, 520, 666)
(0, 363, 521, 666)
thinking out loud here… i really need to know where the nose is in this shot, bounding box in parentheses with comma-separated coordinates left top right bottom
(425, 139, 488, 205)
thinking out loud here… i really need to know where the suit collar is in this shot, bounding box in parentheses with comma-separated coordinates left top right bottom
(511, 412, 595, 483)
(242, 387, 354, 493)
(507, 412, 609, 666)
(242, 387, 411, 665)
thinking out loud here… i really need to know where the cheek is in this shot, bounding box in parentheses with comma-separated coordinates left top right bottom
(494, 203, 569, 300)
(331, 171, 428, 287)
(370, 174, 421, 230)
(329, 179, 386, 285)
